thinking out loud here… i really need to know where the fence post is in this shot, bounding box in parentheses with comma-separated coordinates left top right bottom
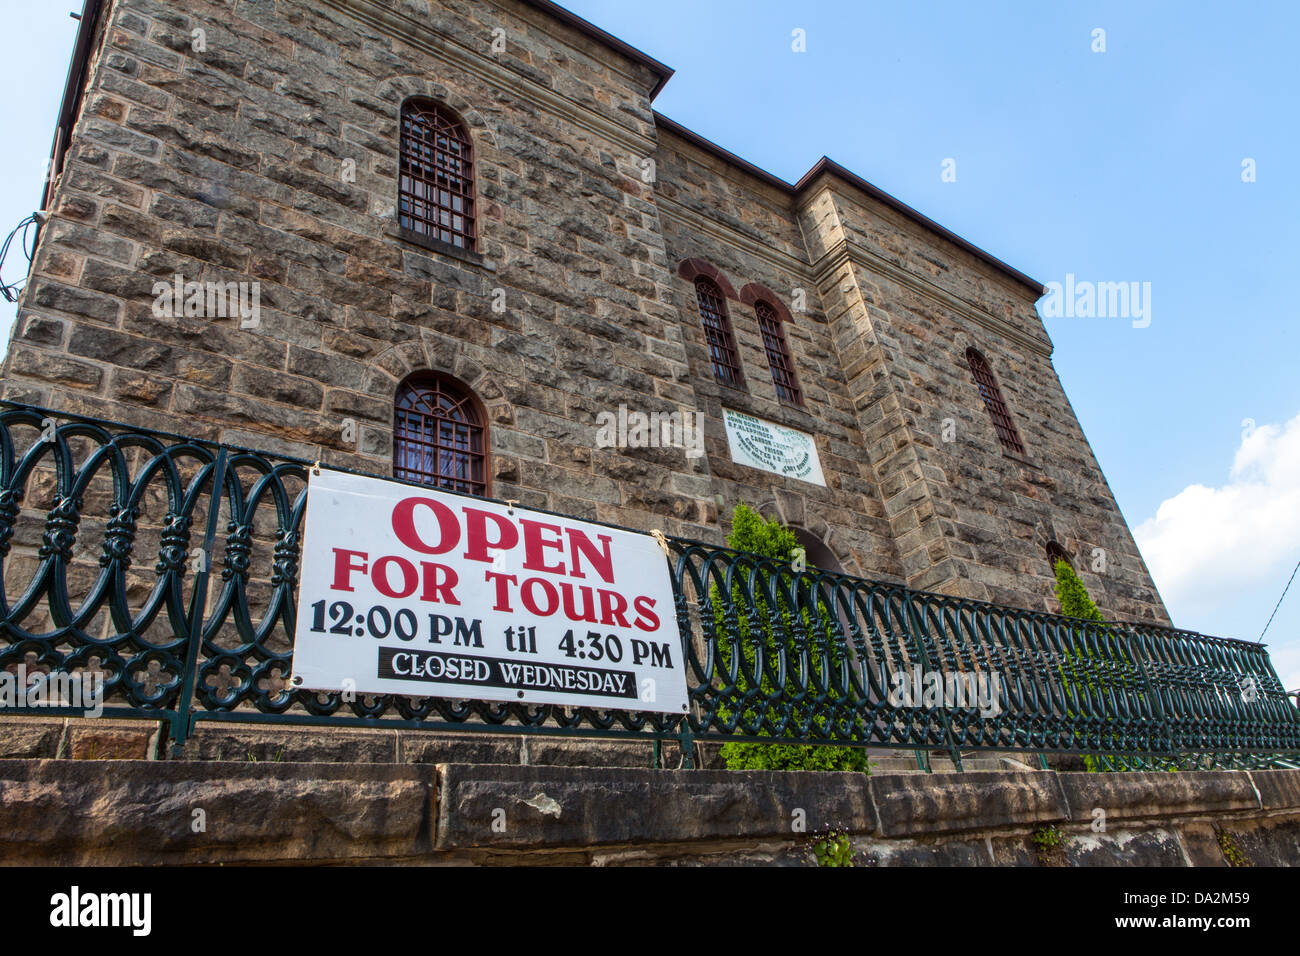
(902, 588, 963, 772)
(1124, 622, 1175, 763)
(168, 447, 228, 759)
(679, 725, 697, 769)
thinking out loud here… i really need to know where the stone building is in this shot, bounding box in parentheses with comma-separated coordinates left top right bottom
(2, 0, 1169, 623)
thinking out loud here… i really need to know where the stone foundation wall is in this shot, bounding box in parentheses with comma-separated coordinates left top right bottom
(1, 757, 1295, 865)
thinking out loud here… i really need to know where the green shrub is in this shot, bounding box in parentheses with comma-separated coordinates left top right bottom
(715, 505, 870, 773)
(722, 739, 871, 772)
(1052, 559, 1138, 771)
(1031, 825, 1067, 865)
(1053, 559, 1104, 621)
(810, 827, 856, 867)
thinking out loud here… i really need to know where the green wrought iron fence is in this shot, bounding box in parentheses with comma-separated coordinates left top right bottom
(1, 400, 1297, 771)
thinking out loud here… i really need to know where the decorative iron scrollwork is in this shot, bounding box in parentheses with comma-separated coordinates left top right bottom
(38, 494, 81, 561)
(0, 399, 1296, 769)
(155, 512, 192, 576)
(100, 504, 138, 569)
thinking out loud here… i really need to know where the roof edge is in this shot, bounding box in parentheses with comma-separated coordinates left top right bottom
(654, 112, 1045, 297)
(797, 158, 1046, 296)
(653, 113, 791, 193)
(42, 0, 104, 214)
(520, 0, 674, 100)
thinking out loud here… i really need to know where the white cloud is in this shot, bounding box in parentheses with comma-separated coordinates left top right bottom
(1134, 412, 1300, 618)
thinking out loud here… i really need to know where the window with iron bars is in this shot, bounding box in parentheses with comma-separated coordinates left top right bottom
(695, 277, 744, 389)
(966, 347, 1026, 457)
(399, 100, 476, 250)
(393, 373, 488, 496)
(755, 301, 803, 406)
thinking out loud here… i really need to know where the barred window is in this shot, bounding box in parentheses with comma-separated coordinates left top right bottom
(756, 301, 803, 406)
(965, 347, 1025, 457)
(394, 373, 488, 496)
(696, 277, 744, 388)
(399, 100, 475, 250)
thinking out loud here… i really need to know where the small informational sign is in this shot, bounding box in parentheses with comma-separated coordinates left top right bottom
(291, 470, 689, 714)
(722, 409, 826, 486)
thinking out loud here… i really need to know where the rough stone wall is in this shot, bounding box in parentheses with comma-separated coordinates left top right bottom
(796, 179, 1169, 621)
(1, 0, 710, 546)
(2, 758, 1296, 866)
(0, 0, 1169, 621)
(654, 131, 903, 580)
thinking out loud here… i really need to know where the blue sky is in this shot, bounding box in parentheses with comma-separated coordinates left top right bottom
(2, 1, 1298, 680)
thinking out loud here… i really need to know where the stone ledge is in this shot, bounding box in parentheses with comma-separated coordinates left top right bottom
(0, 760, 437, 866)
(1057, 770, 1259, 822)
(1248, 769, 1300, 811)
(869, 770, 1068, 837)
(436, 763, 872, 850)
(0, 761, 1298, 865)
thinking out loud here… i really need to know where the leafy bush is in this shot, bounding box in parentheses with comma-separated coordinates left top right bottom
(715, 504, 870, 773)
(1053, 559, 1104, 621)
(1052, 559, 1130, 771)
(810, 827, 856, 867)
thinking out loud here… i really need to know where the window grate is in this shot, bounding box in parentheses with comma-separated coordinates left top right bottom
(756, 301, 803, 406)
(696, 278, 744, 388)
(966, 347, 1026, 457)
(394, 375, 487, 496)
(399, 101, 476, 250)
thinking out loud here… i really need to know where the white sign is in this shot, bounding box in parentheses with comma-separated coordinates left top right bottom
(722, 409, 826, 486)
(291, 470, 689, 714)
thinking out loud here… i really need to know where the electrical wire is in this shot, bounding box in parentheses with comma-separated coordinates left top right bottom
(1259, 555, 1300, 643)
(0, 213, 41, 303)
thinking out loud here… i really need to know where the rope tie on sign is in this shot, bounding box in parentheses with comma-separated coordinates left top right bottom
(310, 460, 321, 477)
(650, 529, 671, 559)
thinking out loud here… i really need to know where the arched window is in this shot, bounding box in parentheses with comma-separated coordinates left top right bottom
(965, 347, 1025, 456)
(792, 528, 843, 573)
(1045, 541, 1071, 572)
(399, 100, 475, 250)
(393, 372, 488, 496)
(695, 277, 744, 388)
(755, 300, 802, 406)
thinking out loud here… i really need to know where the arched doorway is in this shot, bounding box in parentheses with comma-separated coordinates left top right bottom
(791, 527, 843, 574)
